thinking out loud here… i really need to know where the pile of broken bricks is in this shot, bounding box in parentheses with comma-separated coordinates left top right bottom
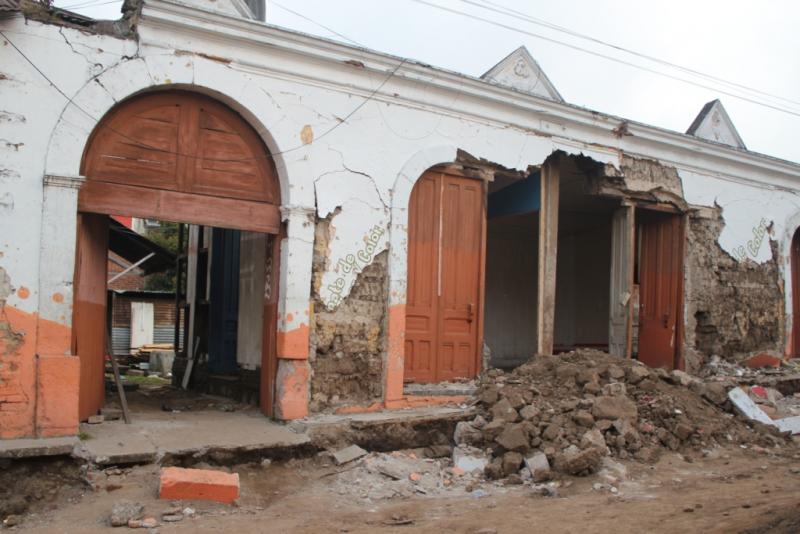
(449, 349, 796, 484)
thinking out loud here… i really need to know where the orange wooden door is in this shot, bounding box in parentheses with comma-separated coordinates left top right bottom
(638, 213, 682, 369)
(72, 213, 109, 421)
(405, 170, 485, 383)
(260, 231, 282, 416)
(405, 172, 441, 382)
(792, 230, 800, 357)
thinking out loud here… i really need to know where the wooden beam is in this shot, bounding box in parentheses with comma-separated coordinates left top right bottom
(79, 180, 281, 234)
(537, 157, 560, 355)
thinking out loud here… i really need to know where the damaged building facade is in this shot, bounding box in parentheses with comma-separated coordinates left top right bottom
(1, 0, 799, 441)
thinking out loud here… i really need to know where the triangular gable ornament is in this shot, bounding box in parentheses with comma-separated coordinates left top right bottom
(686, 99, 746, 149)
(481, 46, 564, 103)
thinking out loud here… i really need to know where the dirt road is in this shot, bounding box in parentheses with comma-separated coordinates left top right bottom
(11, 444, 800, 533)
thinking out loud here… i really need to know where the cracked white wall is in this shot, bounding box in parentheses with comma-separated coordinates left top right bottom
(680, 169, 800, 264)
(0, 19, 136, 322)
(4, 0, 800, 346)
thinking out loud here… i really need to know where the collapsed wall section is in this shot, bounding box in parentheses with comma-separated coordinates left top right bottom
(684, 207, 783, 369)
(593, 154, 784, 368)
(309, 218, 388, 412)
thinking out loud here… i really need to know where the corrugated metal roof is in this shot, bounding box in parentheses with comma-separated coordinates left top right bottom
(109, 217, 176, 275)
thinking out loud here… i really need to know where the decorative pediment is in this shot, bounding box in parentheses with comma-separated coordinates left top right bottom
(686, 99, 746, 149)
(481, 46, 564, 103)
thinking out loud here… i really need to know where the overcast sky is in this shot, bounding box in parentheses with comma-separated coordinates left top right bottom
(54, 0, 800, 163)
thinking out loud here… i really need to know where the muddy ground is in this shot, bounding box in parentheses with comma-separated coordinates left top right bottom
(4, 444, 799, 533)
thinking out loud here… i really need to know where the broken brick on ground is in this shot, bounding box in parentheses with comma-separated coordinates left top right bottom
(159, 467, 240, 504)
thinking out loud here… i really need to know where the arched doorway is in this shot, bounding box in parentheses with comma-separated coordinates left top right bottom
(404, 167, 486, 383)
(73, 91, 282, 420)
(792, 228, 800, 357)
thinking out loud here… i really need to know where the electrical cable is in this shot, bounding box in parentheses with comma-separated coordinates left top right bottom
(407, 0, 800, 118)
(0, 28, 406, 163)
(465, 0, 800, 108)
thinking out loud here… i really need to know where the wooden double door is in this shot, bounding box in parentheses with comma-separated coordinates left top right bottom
(608, 206, 684, 369)
(637, 211, 684, 369)
(404, 170, 486, 383)
(73, 91, 282, 420)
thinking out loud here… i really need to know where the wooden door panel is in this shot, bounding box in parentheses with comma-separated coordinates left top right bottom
(261, 232, 281, 416)
(404, 172, 440, 382)
(73, 213, 109, 421)
(405, 170, 484, 383)
(792, 231, 800, 357)
(638, 214, 681, 369)
(192, 106, 273, 202)
(438, 175, 482, 380)
(86, 100, 182, 189)
(82, 91, 279, 204)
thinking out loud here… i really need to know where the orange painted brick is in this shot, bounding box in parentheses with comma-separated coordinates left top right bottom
(159, 467, 239, 504)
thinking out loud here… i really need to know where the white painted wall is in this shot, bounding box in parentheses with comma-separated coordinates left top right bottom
(2, 0, 800, 369)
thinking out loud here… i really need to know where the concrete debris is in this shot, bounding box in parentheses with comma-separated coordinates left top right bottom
(463, 349, 792, 483)
(454, 421, 484, 446)
(452, 446, 489, 473)
(728, 387, 800, 435)
(109, 500, 143, 527)
(2, 515, 20, 527)
(554, 445, 603, 476)
(523, 451, 550, 482)
(332, 444, 368, 465)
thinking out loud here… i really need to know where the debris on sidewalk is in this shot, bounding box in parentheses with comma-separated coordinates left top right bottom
(109, 500, 144, 527)
(332, 444, 368, 465)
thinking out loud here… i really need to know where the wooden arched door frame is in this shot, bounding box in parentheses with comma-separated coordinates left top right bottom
(73, 90, 282, 420)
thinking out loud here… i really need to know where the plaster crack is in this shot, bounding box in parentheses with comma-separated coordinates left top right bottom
(324, 146, 389, 210)
(58, 27, 103, 73)
(260, 87, 283, 110)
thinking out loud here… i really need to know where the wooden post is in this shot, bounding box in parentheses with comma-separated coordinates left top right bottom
(106, 327, 131, 424)
(537, 157, 560, 355)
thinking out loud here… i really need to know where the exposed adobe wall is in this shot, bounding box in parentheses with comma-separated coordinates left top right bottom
(619, 155, 684, 199)
(684, 207, 784, 370)
(309, 218, 388, 412)
(590, 155, 784, 369)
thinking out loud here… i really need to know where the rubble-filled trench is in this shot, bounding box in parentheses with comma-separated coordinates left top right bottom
(3, 349, 800, 531)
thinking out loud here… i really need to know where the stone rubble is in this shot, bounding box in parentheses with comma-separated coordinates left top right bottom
(455, 349, 792, 483)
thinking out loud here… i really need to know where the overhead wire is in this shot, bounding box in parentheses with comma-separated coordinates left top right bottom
(61, 0, 121, 11)
(465, 0, 800, 109)
(407, 0, 800, 118)
(0, 29, 406, 163)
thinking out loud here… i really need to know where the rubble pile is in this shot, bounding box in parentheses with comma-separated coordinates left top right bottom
(453, 350, 790, 482)
(331, 450, 486, 500)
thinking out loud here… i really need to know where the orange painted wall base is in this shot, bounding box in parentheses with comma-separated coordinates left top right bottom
(0, 305, 77, 439)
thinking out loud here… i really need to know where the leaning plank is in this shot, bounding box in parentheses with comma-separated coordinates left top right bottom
(106, 330, 131, 424)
